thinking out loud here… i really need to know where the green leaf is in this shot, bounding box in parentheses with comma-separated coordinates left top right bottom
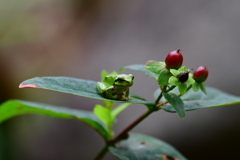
(163, 93, 185, 119)
(120, 64, 158, 80)
(19, 77, 155, 106)
(186, 77, 195, 84)
(158, 69, 172, 85)
(94, 104, 113, 127)
(101, 70, 117, 80)
(192, 82, 200, 92)
(101, 70, 109, 80)
(157, 87, 240, 112)
(199, 83, 207, 94)
(170, 69, 180, 77)
(169, 76, 179, 86)
(178, 66, 187, 72)
(178, 83, 187, 95)
(145, 60, 165, 74)
(109, 133, 187, 160)
(0, 100, 108, 139)
(129, 94, 146, 100)
(102, 100, 115, 110)
(111, 103, 130, 119)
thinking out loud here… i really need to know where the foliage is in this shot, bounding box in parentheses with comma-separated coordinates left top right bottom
(1, 51, 240, 159)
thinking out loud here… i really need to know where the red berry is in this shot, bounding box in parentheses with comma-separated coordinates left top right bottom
(165, 49, 183, 69)
(193, 66, 209, 83)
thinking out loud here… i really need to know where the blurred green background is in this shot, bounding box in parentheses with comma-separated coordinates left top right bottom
(1, 0, 240, 159)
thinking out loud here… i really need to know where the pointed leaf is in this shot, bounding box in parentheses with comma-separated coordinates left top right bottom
(145, 60, 165, 74)
(170, 69, 180, 77)
(159, 87, 240, 112)
(111, 103, 130, 119)
(120, 64, 158, 80)
(109, 133, 187, 160)
(178, 66, 187, 72)
(19, 77, 155, 106)
(158, 69, 172, 85)
(200, 83, 207, 94)
(0, 100, 108, 139)
(163, 93, 185, 119)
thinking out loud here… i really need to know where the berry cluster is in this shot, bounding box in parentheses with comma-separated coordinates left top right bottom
(145, 49, 208, 95)
(165, 49, 208, 94)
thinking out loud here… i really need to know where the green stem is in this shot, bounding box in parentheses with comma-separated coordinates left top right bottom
(155, 85, 167, 104)
(166, 85, 176, 92)
(155, 92, 163, 104)
(186, 85, 192, 93)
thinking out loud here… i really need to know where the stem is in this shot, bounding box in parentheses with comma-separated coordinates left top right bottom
(155, 92, 163, 104)
(166, 85, 176, 92)
(186, 85, 192, 93)
(155, 85, 167, 104)
(111, 109, 154, 144)
(95, 85, 173, 159)
(94, 109, 155, 159)
(94, 145, 109, 160)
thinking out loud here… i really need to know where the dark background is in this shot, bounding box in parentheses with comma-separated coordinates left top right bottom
(0, 0, 240, 159)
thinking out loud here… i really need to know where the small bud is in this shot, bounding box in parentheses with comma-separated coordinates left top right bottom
(193, 66, 209, 83)
(165, 49, 183, 69)
(178, 72, 189, 83)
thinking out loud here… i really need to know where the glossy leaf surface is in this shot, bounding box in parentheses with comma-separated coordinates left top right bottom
(109, 133, 186, 160)
(19, 77, 154, 106)
(158, 69, 172, 85)
(0, 100, 108, 139)
(120, 64, 158, 80)
(145, 60, 165, 74)
(154, 87, 240, 112)
(163, 93, 185, 119)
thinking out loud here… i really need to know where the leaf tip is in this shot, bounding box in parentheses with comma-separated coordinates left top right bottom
(161, 154, 180, 160)
(145, 60, 154, 65)
(19, 83, 38, 88)
(180, 113, 186, 119)
(119, 68, 125, 71)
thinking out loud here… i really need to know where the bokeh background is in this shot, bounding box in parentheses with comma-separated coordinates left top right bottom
(1, 0, 240, 159)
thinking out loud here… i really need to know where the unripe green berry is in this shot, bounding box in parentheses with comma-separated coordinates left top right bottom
(193, 66, 208, 83)
(165, 49, 183, 69)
